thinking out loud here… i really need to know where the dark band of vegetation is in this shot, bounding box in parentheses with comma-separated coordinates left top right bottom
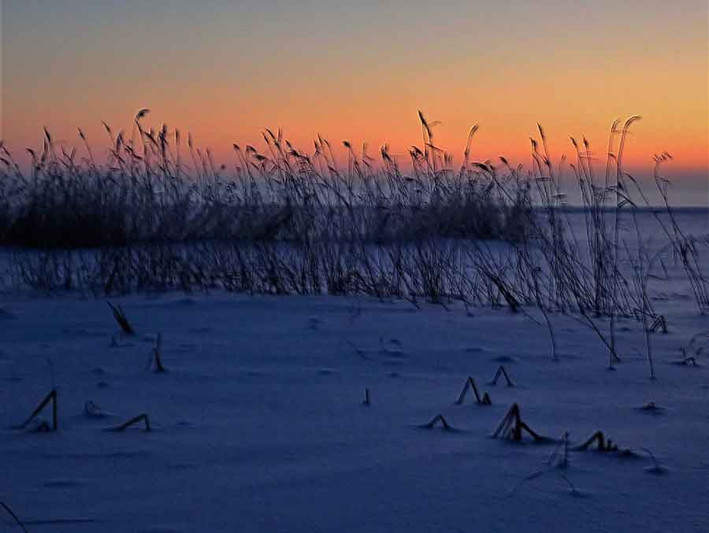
(1, 113, 707, 360)
(1, 111, 528, 248)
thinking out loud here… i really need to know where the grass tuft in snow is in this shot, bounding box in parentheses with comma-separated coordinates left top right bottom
(421, 414, 455, 431)
(109, 413, 151, 433)
(573, 430, 634, 456)
(635, 400, 665, 415)
(641, 448, 668, 475)
(492, 403, 547, 443)
(489, 365, 514, 387)
(108, 302, 135, 336)
(148, 333, 166, 373)
(547, 431, 570, 468)
(84, 400, 109, 419)
(15, 389, 58, 432)
(648, 315, 668, 334)
(455, 376, 491, 405)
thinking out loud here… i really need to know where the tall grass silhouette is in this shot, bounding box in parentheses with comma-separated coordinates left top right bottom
(1, 111, 706, 373)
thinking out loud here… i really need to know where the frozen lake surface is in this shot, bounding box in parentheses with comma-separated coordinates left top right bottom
(0, 208, 707, 532)
(1, 289, 709, 531)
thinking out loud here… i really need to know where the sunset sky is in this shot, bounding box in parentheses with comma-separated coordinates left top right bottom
(2, 0, 707, 203)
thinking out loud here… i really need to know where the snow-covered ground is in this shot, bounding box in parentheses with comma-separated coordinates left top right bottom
(1, 286, 708, 532)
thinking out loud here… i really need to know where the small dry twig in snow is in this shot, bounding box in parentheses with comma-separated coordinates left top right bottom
(108, 302, 135, 335)
(16, 389, 58, 432)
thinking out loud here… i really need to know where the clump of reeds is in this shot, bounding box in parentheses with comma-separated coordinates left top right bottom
(492, 403, 546, 442)
(3, 112, 706, 374)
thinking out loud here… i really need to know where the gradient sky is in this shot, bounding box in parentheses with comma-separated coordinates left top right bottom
(2, 0, 708, 203)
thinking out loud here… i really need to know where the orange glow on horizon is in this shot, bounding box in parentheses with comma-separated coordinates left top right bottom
(2, 0, 706, 189)
(2, 108, 706, 180)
